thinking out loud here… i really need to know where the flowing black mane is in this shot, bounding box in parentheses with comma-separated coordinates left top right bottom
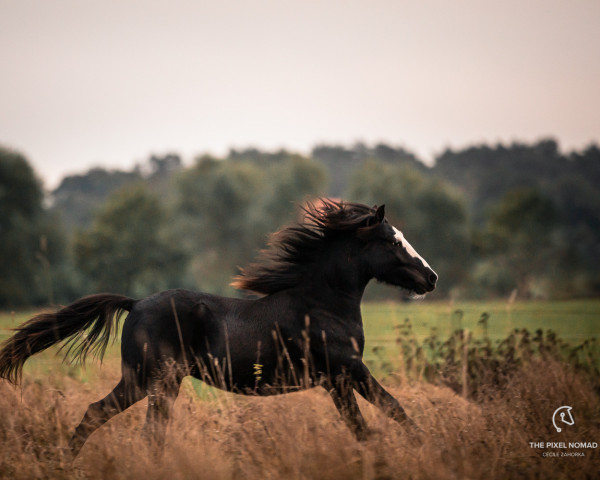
(232, 199, 377, 295)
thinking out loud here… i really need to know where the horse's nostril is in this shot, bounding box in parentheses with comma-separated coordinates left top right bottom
(428, 272, 438, 286)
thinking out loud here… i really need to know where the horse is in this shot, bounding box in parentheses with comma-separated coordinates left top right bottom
(0, 199, 437, 456)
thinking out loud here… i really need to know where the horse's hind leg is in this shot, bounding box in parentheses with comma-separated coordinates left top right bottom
(141, 371, 183, 449)
(69, 376, 145, 456)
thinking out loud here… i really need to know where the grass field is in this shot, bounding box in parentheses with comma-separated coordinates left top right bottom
(363, 298, 600, 344)
(361, 299, 600, 376)
(0, 299, 599, 479)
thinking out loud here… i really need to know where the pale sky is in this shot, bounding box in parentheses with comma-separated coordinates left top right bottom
(1, 0, 599, 189)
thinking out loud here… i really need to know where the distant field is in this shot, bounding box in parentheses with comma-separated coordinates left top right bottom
(362, 298, 600, 351)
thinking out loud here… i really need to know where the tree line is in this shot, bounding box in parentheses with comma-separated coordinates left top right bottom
(1, 139, 598, 307)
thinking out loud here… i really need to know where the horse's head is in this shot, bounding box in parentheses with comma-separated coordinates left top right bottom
(233, 199, 437, 297)
(358, 204, 437, 296)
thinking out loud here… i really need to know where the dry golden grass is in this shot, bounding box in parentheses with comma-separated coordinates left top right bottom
(1, 356, 598, 480)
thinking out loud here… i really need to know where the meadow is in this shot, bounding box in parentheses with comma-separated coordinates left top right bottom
(0, 299, 599, 479)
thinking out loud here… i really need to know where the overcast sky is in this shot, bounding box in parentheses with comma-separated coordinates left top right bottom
(1, 0, 599, 189)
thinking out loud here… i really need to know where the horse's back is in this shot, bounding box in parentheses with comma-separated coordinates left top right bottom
(119, 288, 308, 392)
(120, 289, 247, 377)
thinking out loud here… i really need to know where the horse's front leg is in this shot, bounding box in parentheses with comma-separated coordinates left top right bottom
(351, 362, 422, 432)
(327, 376, 369, 440)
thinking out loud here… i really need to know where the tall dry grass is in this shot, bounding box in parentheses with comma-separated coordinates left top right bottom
(1, 353, 598, 479)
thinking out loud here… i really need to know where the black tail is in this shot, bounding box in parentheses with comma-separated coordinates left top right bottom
(0, 293, 136, 384)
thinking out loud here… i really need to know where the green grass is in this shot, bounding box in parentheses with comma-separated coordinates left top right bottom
(2, 299, 599, 381)
(360, 299, 600, 373)
(362, 299, 600, 346)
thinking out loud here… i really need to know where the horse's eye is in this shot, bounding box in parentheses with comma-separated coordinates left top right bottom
(392, 240, 401, 247)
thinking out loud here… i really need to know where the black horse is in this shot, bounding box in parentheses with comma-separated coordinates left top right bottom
(0, 200, 437, 455)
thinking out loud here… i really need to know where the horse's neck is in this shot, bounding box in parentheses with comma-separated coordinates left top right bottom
(301, 263, 369, 320)
(322, 249, 370, 304)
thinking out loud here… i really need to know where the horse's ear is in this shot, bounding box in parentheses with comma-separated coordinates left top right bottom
(375, 204, 385, 223)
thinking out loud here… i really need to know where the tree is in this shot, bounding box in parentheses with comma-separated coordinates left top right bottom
(258, 155, 328, 232)
(175, 154, 327, 295)
(474, 188, 561, 297)
(312, 142, 426, 197)
(74, 185, 188, 297)
(51, 167, 142, 230)
(0, 147, 66, 306)
(432, 139, 564, 224)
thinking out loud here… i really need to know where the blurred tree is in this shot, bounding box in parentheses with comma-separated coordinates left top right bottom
(432, 139, 564, 224)
(227, 148, 297, 166)
(347, 160, 471, 298)
(51, 167, 142, 230)
(175, 154, 327, 295)
(178, 159, 264, 251)
(145, 153, 184, 198)
(148, 153, 182, 176)
(74, 185, 188, 297)
(552, 176, 600, 294)
(0, 148, 43, 219)
(176, 158, 268, 294)
(50, 154, 183, 231)
(312, 144, 360, 198)
(475, 188, 561, 297)
(313, 142, 426, 197)
(5, 140, 596, 303)
(0, 147, 66, 306)
(258, 155, 328, 231)
(569, 144, 600, 188)
(433, 140, 600, 297)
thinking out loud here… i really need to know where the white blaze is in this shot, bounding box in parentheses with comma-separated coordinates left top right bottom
(392, 227, 431, 269)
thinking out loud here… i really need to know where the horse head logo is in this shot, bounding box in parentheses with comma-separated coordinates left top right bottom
(552, 406, 574, 432)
